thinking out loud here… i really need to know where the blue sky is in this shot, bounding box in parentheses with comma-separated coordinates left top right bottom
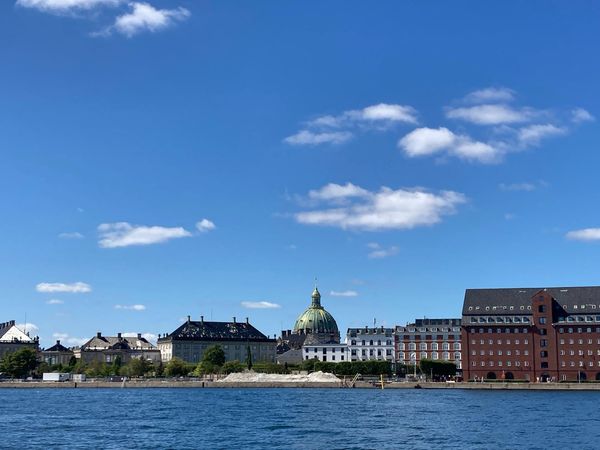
(1, 1, 600, 347)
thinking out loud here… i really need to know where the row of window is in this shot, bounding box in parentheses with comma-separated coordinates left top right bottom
(560, 338, 600, 345)
(469, 316, 531, 324)
(349, 340, 393, 346)
(398, 352, 461, 361)
(558, 327, 600, 334)
(470, 328, 530, 334)
(471, 339, 530, 346)
(560, 349, 600, 356)
(397, 327, 461, 333)
(351, 349, 393, 356)
(472, 349, 529, 356)
(472, 361, 529, 367)
(399, 342, 461, 351)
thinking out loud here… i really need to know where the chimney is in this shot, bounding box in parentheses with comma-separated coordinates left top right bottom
(233, 316, 236, 324)
(96, 332, 102, 338)
(137, 333, 142, 339)
(200, 315, 204, 324)
(246, 317, 249, 325)
(56, 340, 61, 346)
(187, 315, 191, 323)
(117, 332, 122, 339)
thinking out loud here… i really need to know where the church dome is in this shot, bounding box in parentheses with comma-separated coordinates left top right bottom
(293, 287, 339, 335)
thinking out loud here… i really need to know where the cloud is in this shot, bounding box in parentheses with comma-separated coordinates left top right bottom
(571, 108, 595, 123)
(285, 103, 417, 146)
(196, 219, 216, 233)
(123, 332, 157, 342)
(98, 2, 190, 37)
(98, 222, 192, 248)
(46, 299, 64, 305)
(294, 183, 466, 231)
(36, 282, 92, 293)
(504, 213, 516, 221)
(241, 301, 281, 309)
(284, 130, 353, 146)
(52, 332, 87, 346)
(58, 232, 84, 239)
(517, 124, 566, 146)
(308, 182, 369, 202)
(464, 87, 515, 104)
(17, 323, 39, 334)
(499, 181, 547, 192)
(446, 104, 535, 125)
(115, 304, 146, 311)
(329, 290, 358, 297)
(16, 0, 121, 13)
(367, 242, 399, 259)
(566, 228, 600, 242)
(398, 127, 500, 163)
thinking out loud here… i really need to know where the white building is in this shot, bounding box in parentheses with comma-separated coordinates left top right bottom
(0, 320, 38, 359)
(346, 326, 395, 362)
(301, 342, 349, 362)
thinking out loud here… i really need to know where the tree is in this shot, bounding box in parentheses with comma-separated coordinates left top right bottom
(193, 360, 215, 376)
(0, 348, 39, 378)
(165, 357, 190, 377)
(245, 345, 253, 370)
(203, 345, 225, 367)
(222, 360, 244, 374)
(124, 358, 150, 377)
(111, 355, 123, 376)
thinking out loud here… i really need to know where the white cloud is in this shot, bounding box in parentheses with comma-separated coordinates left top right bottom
(398, 127, 500, 163)
(241, 301, 281, 309)
(52, 332, 87, 346)
(464, 87, 515, 104)
(46, 299, 64, 305)
(285, 103, 417, 146)
(330, 290, 358, 297)
(446, 104, 534, 125)
(499, 182, 536, 192)
(102, 2, 190, 37)
(196, 219, 216, 233)
(308, 182, 369, 202)
(16, 0, 121, 12)
(367, 242, 399, 259)
(284, 130, 353, 146)
(566, 228, 600, 242)
(571, 108, 595, 123)
(123, 332, 157, 342)
(517, 124, 566, 146)
(115, 304, 146, 311)
(58, 232, 84, 239)
(504, 213, 516, 221)
(36, 282, 92, 293)
(17, 323, 39, 334)
(98, 222, 192, 248)
(294, 183, 466, 231)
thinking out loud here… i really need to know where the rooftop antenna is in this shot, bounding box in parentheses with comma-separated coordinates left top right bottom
(24, 312, 27, 335)
(373, 317, 376, 328)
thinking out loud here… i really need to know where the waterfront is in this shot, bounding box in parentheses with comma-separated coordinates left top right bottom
(2, 389, 600, 449)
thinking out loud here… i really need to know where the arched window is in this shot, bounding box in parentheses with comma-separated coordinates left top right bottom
(486, 371, 497, 380)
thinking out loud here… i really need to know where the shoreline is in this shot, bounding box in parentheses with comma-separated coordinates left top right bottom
(2, 380, 600, 390)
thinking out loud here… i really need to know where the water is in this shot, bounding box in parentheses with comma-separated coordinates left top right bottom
(1, 388, 599, 449)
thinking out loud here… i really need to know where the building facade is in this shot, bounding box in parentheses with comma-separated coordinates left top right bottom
(462, 286, 600, 382)
(301, 342, 349, 362)
(346, 326, 395, 362)
(75, 332, 161, 364)
(395, 318, 462, 370)
(0, 320, 39, 359)
(157, 316, 276, 364)
(42, 340, 74, 366)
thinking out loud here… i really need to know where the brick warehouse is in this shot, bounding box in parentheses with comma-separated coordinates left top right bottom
(462, 287, 600, 382)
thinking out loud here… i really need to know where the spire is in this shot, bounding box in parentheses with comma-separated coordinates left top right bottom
(311, 282, 321, 308)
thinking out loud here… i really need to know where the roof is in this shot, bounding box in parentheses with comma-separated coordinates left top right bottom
(44, 341, 72, 353)
(159, 320, 274, 342)
(81, 334, 157, 351)
(0, 320, 35, 343)
(462, 286, 600, 316)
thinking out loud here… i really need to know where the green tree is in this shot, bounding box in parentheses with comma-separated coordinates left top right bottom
(203, 345, 226, 367)
(193, 360, 215, 376)
(0, 348, 39, 378)
(165, 357, 190, 377)
(222, 360, 244, 374)
(111, 355, 123, 376)
(245, 345, 253, 370)
(124, 358, 150, 377)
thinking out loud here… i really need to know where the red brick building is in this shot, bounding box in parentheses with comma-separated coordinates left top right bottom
(462, 287, 600, 382)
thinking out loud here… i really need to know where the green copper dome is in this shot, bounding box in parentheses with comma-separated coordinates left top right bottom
(293, 287, 339, 335)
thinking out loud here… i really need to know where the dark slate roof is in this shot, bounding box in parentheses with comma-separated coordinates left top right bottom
(81, 335, 157, 351)
(44, 341, 72, 353)
(0, 320, 16, 340)
(159, 320, 274, 342)
(462, 287, 600, 316)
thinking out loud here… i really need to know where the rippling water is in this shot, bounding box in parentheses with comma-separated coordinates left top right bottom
(1, 388, 599, 449)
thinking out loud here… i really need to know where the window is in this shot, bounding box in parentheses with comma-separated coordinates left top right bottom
(539, 317, 547, 325)
(539, 339, 547, 347)
(431, 342, 438, 350)
(419, 343, 427, 350)
(539, 305, 546, 313)
(539, 328, 547, 335)
(432, 352, 439, 360)
(454, 342, 461, 350)
(540, 351, 548, 358)
(541, 362, 548, 369)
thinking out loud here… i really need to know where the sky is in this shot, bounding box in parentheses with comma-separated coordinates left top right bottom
(1, 1, 600, 348)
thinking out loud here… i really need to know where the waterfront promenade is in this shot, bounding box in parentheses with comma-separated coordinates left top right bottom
(3, 379, 600, 390)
